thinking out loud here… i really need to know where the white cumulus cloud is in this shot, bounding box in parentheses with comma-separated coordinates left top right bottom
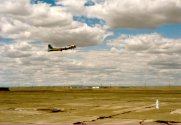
(0, 0, 108, 47)
(88, 0, 181, 28)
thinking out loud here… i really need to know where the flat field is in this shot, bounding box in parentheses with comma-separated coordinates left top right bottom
(0, 86, 181, 124)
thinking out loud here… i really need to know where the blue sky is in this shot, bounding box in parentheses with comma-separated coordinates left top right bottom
(108, 23, 181, 40)
(0, 38, 14, 43)
(73, 16, 105, 27)
(31, 0, 57, 5)
(31, 0, 95, 6)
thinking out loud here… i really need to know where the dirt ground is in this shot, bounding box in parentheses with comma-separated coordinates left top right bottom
(0, 86, 181, 124)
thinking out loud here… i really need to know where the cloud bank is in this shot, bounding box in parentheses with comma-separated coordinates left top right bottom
(1, 34, 181, 86)
(0, 0, 181, 86)
(88, 0, 181, 28)
(0, 0, 107, 47)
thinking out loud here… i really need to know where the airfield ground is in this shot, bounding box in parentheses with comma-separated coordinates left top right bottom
(0, 86, 181, 124)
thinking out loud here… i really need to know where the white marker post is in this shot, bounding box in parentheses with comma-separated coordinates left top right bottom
(156, 99, 159, 109)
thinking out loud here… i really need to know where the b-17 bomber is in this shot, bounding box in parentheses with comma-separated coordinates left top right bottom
(48, 44, 76, 52)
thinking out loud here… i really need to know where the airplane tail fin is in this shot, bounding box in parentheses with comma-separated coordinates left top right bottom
(48, 44, 53, 51)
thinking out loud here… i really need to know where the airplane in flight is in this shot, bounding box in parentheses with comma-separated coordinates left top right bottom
(48, 44, 76, 52)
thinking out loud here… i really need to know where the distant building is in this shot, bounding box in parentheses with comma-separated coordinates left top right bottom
(0, 87, 10, 91)
(92, 86, 100, 89)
